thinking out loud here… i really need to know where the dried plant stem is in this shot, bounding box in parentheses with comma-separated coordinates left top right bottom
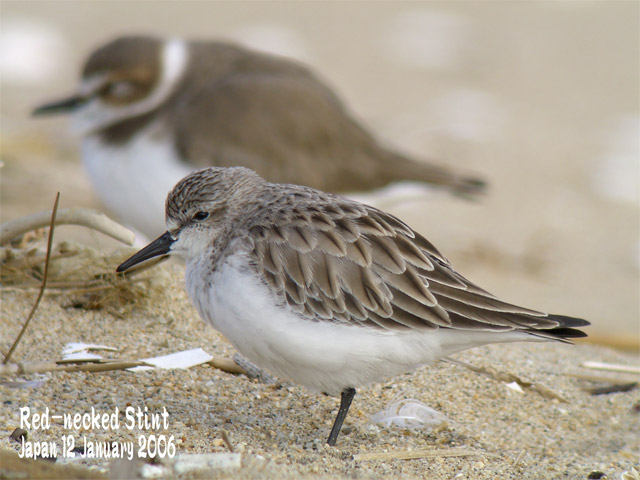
(2, 276, 151, 293)
(0, 356, 244, 376)
(582, 361, 640, 375)
(1, 250, 79, 270)
(587, 382, 637, 395)
(445, 357, 566, 402)
(565, 372, 639, 384)
(512, 449, 527, 466)
(0, 207, 135, 245)
(207, 357, 248, 375)
(3, 193, 60, 364)
(0, 360, 149, 376)
(354, 448, 496, 461)
(220, 430, 234, 453)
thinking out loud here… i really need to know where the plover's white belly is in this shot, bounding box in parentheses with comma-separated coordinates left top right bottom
(185, 252, 524, 396)
(83, 127, 192, 240)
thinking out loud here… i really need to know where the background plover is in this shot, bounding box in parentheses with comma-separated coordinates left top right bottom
(34, 35, 485, 239)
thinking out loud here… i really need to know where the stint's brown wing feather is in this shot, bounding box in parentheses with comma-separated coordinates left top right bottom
(252, 198, 559, 334)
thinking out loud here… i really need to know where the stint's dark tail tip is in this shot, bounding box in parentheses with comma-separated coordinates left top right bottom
(547, 314, 590, 339)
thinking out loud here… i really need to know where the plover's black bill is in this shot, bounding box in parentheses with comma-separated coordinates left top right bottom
(117, 231, 175, 272)
(32, 95, 86, 115)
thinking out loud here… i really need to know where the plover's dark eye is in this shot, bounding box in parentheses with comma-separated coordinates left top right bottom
(192, 211, 209, 222)
(101, 80, 137, 100)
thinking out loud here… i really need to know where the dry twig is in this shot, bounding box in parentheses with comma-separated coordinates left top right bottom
(354, 448, 497, 461)
(3, 193, 60, 364)
(220, 430, 235, 453)
(586, 382, 637, 395)
(512, 449, 526, 466)
(0, 207, 135, 245)
(565, 372, 639, 384)
(207, 357, 248, 375)
(582, 361, 640, 375)
(445, 357, 567, 402)
(0, 360, 150, 376)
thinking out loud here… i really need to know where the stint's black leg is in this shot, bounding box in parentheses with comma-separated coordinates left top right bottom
(326, 387, 356, 446)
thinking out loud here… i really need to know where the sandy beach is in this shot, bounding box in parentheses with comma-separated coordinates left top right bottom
(1, 256, 638, 479)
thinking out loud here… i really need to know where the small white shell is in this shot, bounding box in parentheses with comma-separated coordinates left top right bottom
(505, 381, 525, 393)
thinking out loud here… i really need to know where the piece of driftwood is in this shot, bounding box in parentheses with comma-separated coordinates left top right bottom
(0, 360, 149, 376)
(582, 361, 640, 375)
(2, 276, 152, 294)
(207, 357, 248, 375)
(0, 207, 135, 246)
(587, 382, 638, 396)
(354, 448, 497, 461)
(565, 373, 638, 384)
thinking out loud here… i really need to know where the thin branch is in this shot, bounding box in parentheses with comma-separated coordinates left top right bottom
(582, 361, 640, 375)
(565, 372, 639, 384)
(1, 250, 79, 270)
(0, 207, 135, 245)
(354, 448, 497, 461)
(0, 360, 150, 376)
(220, 430, 234, 453)
(1, 273, 153, 293)
(587, 382, 637, 395)
(444, 356, 566, 402)
(3, 193, 60, 364)
(207, 357, 248, 375)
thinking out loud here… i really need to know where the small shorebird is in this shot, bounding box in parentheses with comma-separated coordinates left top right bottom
(34, 35, 485, 238)
(116, 167, 588, 446)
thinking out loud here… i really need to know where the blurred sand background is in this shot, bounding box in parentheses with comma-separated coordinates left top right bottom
(1, 2, 638, 342)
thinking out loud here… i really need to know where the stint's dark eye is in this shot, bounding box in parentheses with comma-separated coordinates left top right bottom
(192, 211, 209, 222)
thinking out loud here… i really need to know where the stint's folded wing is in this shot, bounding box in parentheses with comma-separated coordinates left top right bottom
(252, 197, 557, 334)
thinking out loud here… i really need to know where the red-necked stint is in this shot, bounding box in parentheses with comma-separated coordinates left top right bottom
(117, 167, 588, 446)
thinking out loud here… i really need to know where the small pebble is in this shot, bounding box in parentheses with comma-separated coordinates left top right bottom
(587, 472, 607, 480)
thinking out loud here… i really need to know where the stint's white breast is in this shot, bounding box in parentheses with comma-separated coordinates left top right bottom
(82, 124, 192, 240)
(183, 251, 519, 396)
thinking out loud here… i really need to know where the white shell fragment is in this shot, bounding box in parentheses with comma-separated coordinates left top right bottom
(505, 381, 525, 393)
(62, 351, 103, 361)
(61, 342, 118, 361)
(173, 453, 242, 474)
(370, 396, 447, 431)
(62, 342, 118, 355)
(128, 348, 214, 372)
(140, 464, 167, 478)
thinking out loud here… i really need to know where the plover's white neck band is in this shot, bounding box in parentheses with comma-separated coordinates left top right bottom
(73, 38, 189, 135)
(122, 37, 189, 119)
(160, 38, 189, 97)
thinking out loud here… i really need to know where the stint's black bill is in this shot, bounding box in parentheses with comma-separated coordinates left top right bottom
(117, 232, 175, 272)
(32, 95, 86, 115)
